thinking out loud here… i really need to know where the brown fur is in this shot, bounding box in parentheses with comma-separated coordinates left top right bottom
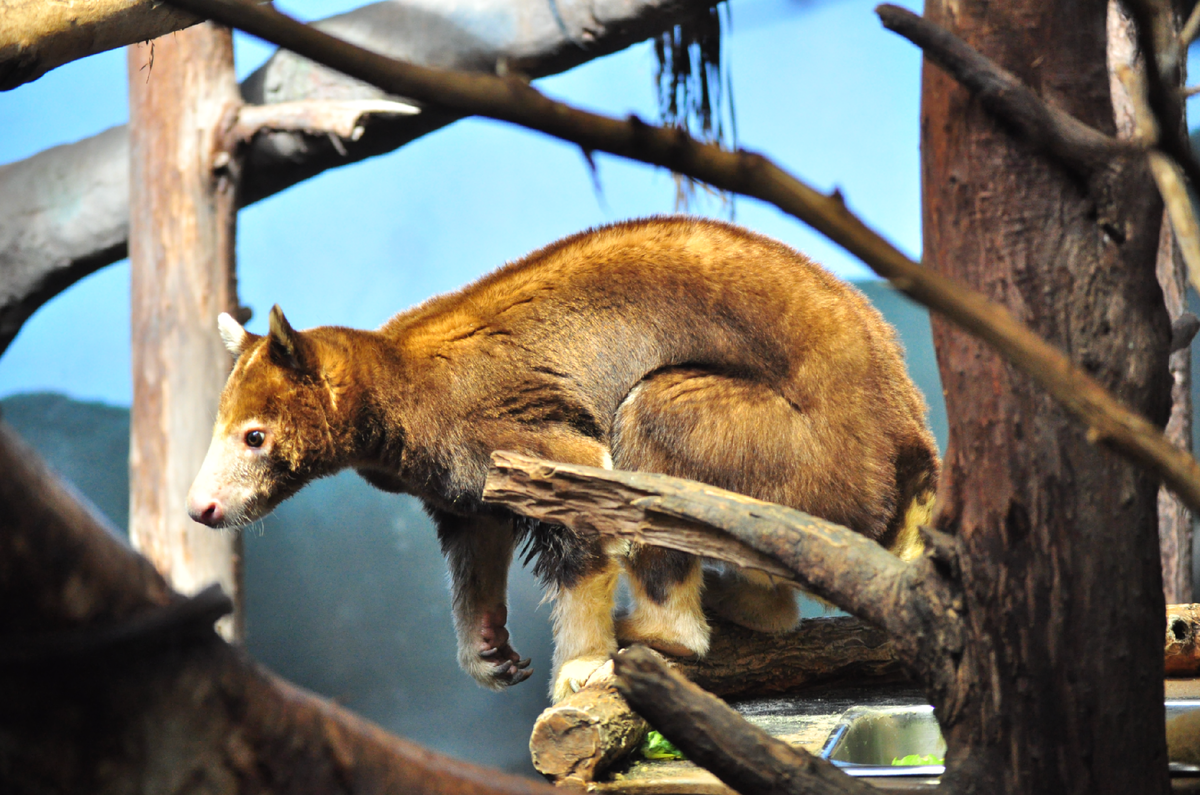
(187, 216, 940, 701)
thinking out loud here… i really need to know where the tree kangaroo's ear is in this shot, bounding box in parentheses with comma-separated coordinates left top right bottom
(217, 312, 258, 359)
(268, 304, 311, 372)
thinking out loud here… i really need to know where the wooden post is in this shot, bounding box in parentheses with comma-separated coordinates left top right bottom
(127, 24, 243, 639)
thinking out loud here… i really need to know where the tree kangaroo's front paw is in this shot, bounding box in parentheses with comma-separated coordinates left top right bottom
(459, 610, 532, 689)
(551, 655, 611, 703)
(461, 647, 533, 689)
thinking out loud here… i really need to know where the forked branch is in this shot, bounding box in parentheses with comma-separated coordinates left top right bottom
(162, 0, 1200, 519)
(877, 3, 1129, 176)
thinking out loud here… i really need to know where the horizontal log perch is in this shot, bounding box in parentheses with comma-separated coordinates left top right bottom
(484, 450, 963, 691)
(529, 660, 649, 785)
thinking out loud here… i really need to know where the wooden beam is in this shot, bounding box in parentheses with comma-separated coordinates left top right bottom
(127, 23, 243, 639)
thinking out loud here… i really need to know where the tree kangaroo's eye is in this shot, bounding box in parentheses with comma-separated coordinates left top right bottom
(245, 430, 265, 448)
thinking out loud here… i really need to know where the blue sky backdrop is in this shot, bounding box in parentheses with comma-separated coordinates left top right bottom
(2, 0, 1193, 406)
(0, 0, 928, 404)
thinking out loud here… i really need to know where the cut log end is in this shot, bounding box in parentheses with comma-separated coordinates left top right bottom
(1167, 604, 1200, 675)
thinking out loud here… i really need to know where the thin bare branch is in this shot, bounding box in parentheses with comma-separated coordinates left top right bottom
(1120, 0, 1200, 189)
(0, 0, 721, 357)
(876, 3, 1129, 175)
(1182, 1, 1200, 47)
(613, 645, 878, 795)
(1117, 63, 1200, 300)
(162, 0, 1200, 520)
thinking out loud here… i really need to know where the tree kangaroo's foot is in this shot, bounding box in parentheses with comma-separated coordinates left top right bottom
(460, 608, 532, 689)
(551, 655, 613, 702)
(702, 567, 800, 633)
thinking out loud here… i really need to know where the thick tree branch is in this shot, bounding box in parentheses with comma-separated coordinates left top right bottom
(174, 0, 1200, 544)
(613, 645, 878, 795)
(876, 3, 1130, 176)
(0, 0, 199, 90)
(483, 451, 962, 690)
(0, 420, 560, 795)
(0, 0, 719, 355)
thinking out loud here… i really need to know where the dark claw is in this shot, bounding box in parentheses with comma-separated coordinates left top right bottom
(479, 648, 500, 659)
(510, 667, 533, 685)
(516, 657, 532, 669)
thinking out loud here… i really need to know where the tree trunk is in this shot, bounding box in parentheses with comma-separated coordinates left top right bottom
(922, 0, 1172, 792)
(127, 25, 243, 640)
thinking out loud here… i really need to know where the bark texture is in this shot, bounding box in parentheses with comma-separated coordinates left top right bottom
(922, 0, 1172, 792)
(0, 420, 561, 795)
(127, 24, 243, 638)
(676, 615, 906, 699)
(0, 0, 198, 90)
(0, 0, 718, 356)
(1158, 223, 1194, 604)
(529, 664, 648, 785)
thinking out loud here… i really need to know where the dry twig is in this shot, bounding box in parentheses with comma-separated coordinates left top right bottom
(1120, 0, 1200, 189)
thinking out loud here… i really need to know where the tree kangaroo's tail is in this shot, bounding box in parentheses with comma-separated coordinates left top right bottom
(883, 444, 941, 562)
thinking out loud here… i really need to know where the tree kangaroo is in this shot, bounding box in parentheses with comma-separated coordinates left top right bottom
(187, 216, 939, 702)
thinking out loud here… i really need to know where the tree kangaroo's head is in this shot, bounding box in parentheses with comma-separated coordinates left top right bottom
(188, 305, 339, 529)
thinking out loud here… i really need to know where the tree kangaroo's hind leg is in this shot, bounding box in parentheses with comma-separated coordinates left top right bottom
(508, 431, 624, 702)
(548, 543, 621, 702)
(612, 366, 856, 636)
(617, 544, 711, 656)
(436, 511, 531, 690)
